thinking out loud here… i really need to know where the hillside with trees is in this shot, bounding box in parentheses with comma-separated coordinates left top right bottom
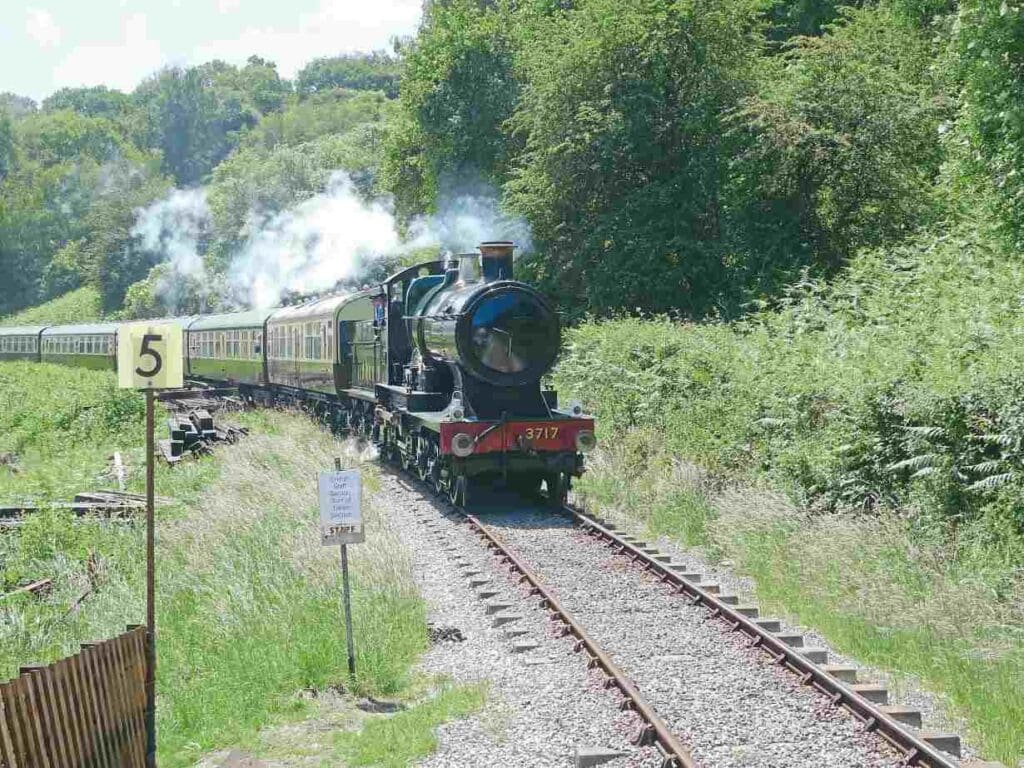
(0, 51, 398, 318)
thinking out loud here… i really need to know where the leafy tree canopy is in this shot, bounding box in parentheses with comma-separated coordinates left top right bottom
(0, 93, 37, 118)
(296, 52, 401, 98)
(42, 86, 130, 119)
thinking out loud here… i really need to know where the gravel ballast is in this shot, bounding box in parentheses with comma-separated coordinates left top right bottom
(376, 472, 664, 768)
(483, 507, 906, 768)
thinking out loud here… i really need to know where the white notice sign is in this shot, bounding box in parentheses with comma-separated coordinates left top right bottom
(319, 470, 364, 545)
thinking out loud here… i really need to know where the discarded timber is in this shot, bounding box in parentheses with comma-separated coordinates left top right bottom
(0, 579, 52, 601)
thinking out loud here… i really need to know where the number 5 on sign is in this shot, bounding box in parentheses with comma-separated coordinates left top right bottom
(118, 323, 184, 390)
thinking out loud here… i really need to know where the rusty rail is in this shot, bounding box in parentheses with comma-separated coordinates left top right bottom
(456, 510, 698, 768)
(565, 506, 961, 768)
(0, 625, 148, 768)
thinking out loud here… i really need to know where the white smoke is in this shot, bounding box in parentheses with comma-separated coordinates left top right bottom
(133, 172, 535, 312)
(229, 172, 401, 308)
(411, 191, 534, 255)
(132, 188, 210, 284)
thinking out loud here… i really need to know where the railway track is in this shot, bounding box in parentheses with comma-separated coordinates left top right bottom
(140, 396, 998, 767)
(392, 464, 1001, 768)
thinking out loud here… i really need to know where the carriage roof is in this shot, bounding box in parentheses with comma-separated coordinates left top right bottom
(0, 325, 48, 336)
(188, 309, 275, 331)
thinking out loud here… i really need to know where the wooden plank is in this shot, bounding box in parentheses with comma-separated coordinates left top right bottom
(124, 629, 148, 765)
(35, 667, 70, 766)
(51, 660, 83, 768)
(67, 653, 99, 768)
(8, 677, 40, 768)
(79, 645, 114, 768)
(0, 581, 52, 602)
(20, 669, 52, 768)
(0, 686, 21, 768)
(116, 632, 145, 766)
(98, 637, 129, 764)
(1, 682, 27, 768)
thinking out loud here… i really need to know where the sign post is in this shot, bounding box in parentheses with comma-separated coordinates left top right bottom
(118, 322, 183, 768)
(319, 458, 363, 677)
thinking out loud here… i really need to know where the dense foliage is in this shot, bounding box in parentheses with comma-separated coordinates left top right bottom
(0, 53, 392, 317)
(380, 0, 975, 318)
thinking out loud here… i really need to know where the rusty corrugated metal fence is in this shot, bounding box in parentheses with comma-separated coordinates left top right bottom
(0, 626, 148, 768)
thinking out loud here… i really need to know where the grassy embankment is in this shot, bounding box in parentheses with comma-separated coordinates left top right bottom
(555, 213, 1024, 765)
(0, 286, 104, 327)
(0, 361, 480, 766)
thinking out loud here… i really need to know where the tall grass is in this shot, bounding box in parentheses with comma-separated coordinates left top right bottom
(557, 211, 1024, 764)
(0, 367, 429, 765)
(0, 286, 103, 327)
(156, 415, 426, 765)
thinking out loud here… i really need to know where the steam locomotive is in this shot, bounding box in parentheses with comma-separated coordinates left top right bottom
(0, 242, 595, 506)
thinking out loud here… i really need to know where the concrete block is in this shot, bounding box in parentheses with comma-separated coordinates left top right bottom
(718, 594, 739, 606)
(574, 747, 628, 768)
(776, 633, 804, 648)
(802, 648, 828, 663)
(670, 566, 701, 581)
(880, 706, 922, 728)
(852, 683, 888, 705)
(469, 577, 490, 587)
(755, 619, 782, 633)
(492, 613, 522, 627)
(822, 665, 858, 683)
(698, 583, 721, 595)
(735, 604, 759, 618)
(485, 601, 514, 615)
(920, 732, 961, 758)
(503, 627, 530, 640)
(477, 588, 500, 599)
(512, 641, 540, 654)
(654, 554, 672, 563)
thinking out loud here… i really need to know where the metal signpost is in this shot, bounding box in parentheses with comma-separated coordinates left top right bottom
(117, 322, 183, 768)
(319, 458, 363, 677)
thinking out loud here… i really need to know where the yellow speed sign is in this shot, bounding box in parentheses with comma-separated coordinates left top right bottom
(118, 323, 184, 390)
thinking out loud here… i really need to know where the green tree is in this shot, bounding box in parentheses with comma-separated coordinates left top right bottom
(241, 90, 393, 152)
(958, 0, 1024, 238)
(15, 110, 130, 167)
(381, 0, 519, 220)
(42, 86, 130, 119)
(0, 109, 13, 180)
(506, 0, 765, 317)
(0, 93, 36, 118)
(131, 59, 287, 186)
(726, 4, 951, 291)
(296, 52, 401, 98)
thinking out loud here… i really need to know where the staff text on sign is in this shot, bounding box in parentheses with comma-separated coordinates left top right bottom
(319, 470, 364, 545)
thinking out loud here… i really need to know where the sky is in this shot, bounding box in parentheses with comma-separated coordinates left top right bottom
(0, 0, 423, 103)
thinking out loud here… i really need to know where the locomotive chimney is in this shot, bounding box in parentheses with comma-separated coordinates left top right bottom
(457, 253, 482, 284)
(479, 241, 515, 282)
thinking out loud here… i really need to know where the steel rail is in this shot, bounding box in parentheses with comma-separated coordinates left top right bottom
(564, 505, 960, 768)
(454, 508, 699, 768)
